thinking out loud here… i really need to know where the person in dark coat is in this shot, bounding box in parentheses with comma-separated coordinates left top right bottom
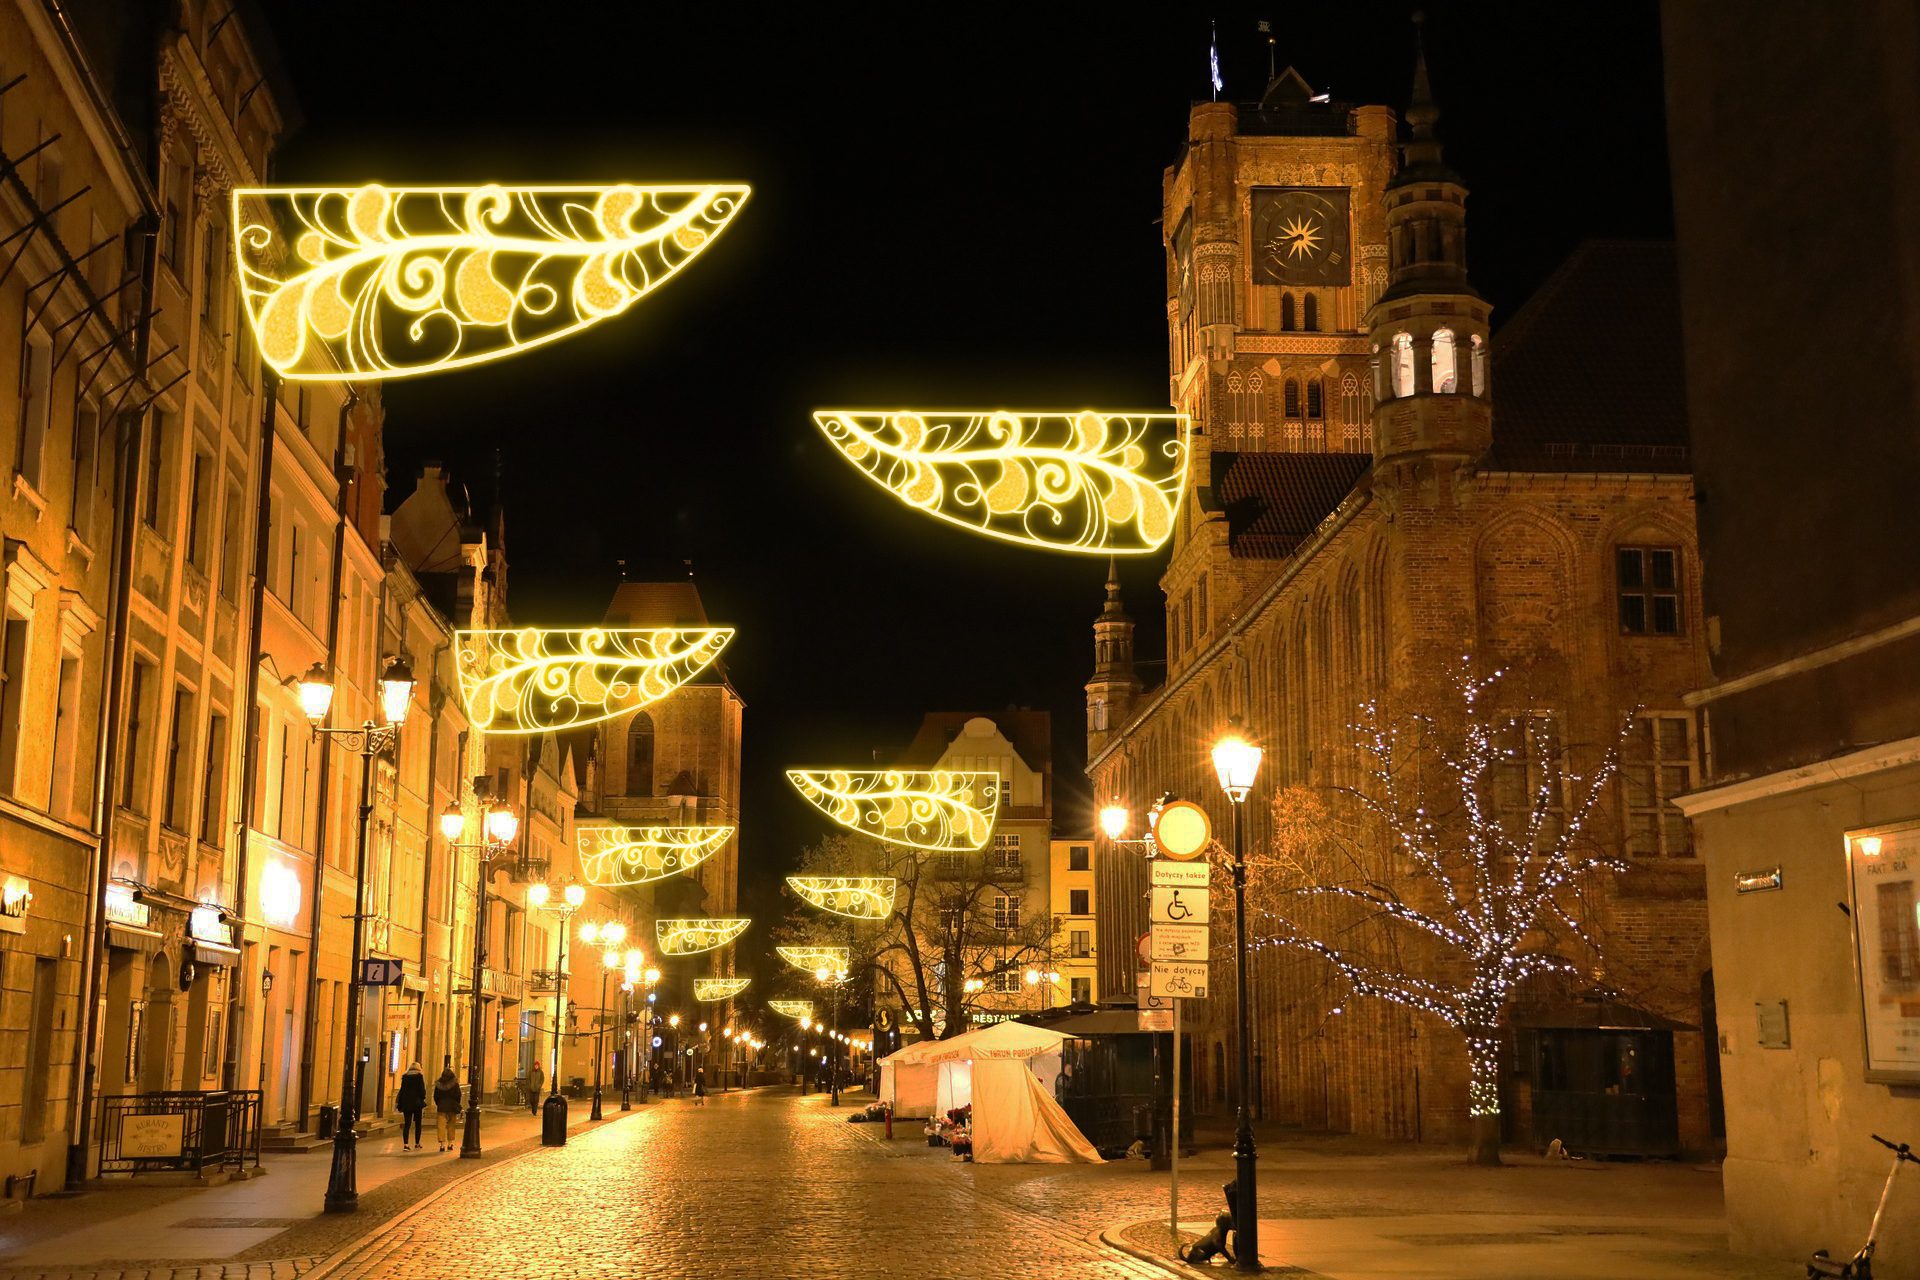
(396, 1061, 427, 1150)
(693, 1068, 707, 1106)
(528, 1062, 545, 1114)
(432, 1057, 463, 1152)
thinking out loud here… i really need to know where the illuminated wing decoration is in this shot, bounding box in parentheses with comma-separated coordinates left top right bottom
(785, 769, 999, 852)
(786, 876, 897, 920)
(233, 184, 750, 380)
(657, 918, 750, 955)
(775, 945, 852, 975)
(694, 977, 751, 1002)
(456, 628, 733, 734)
(811, 410, 1189, 554)
(578, 825, 733, 887)
(768, 1000, 814, 1021)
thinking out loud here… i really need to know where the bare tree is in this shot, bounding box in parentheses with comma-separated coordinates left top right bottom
(777, 833, 1057, 1041)
(1246, 663, 1626, 1164)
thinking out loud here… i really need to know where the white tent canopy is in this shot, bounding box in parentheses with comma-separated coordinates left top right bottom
(877, 1036, 945, 1118)
(917, 1022, 1101, 1164)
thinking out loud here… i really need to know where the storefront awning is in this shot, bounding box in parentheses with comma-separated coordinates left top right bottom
(107, 922, 164, 954)
(192, 941, 242, 968)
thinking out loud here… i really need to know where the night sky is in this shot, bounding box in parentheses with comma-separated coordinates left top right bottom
(256, 3, 1672, 935)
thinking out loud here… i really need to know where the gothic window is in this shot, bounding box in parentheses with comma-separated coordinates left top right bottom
(1303, 293, 1319, 332)
(1617, 546, 1684, 635)
(1306, 378, 1324, 420)
(1431, 327, 1458, 393)
(625, 712, 655, 796)
(1470, 333, 1488, 396)
(1283, 379, 1301, 419)
(1620, 713, 1697, 857)
(1391, 334, 1415, 398)
(1280, 293, 1296, 332)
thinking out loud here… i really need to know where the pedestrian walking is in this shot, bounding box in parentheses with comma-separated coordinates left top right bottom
(396, 1061, 427, 1151)
(693, 1068, 707, 1106)
(528, 1063, 545, 1114)
(433, 1056, 462, 1152)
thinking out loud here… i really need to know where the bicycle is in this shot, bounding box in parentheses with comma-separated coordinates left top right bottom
(1807, 1133, 1917, 1278)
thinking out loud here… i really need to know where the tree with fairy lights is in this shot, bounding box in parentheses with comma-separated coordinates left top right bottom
(1247, 659, 1627, 1165)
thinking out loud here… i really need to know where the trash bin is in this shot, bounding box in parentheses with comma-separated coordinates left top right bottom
(317, 1104, 337, 1139)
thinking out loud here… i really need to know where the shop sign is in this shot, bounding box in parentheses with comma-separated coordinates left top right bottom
(189, 905, 234, 946)
(0, 876, 29, 935)
(104, 884, 150, 929)
(120, 1112, 186, 1159)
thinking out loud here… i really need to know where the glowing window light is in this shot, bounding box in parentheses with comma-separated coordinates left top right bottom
(656, 918, 750, 955)
(811, 410, 1190, 555)
(232, 183, 749, 381)
(694, 977, 751, 1002)
(768, 1000, 814, 1021)
(784, 769, 999, 852)
(775, 945, 851, 975)
(578, 824, 734, 887)
(785, 876, 897, 920)
(456, 627, 733, 734)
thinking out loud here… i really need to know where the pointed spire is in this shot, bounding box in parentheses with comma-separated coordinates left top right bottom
(1404, 11, 1443, 168)
(1102, 557, 1128, 618)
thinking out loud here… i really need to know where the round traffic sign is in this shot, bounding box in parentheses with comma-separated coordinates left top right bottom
(1154, 800, 1212, 860)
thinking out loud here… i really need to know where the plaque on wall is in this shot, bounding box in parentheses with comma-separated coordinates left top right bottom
(1846, 822, 1920, 1083)
(1251, 187, 1351, 287)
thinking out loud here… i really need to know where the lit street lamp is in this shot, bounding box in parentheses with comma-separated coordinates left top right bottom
(528, 879, 587, 1145)
(1211, 718, 1264, 1273)
(579, 921, 628, 1121)
(814, 965, 849, 1106)
(440, 791, 519, 1160)
(302, 655, 414, 1215)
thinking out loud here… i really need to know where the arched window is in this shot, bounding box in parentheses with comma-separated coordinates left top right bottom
(1470, 333, 1488, 396)
(1391, 334, 1415, 398)
(1302, 293, 1319, 332)
(1431, 327, 1458, 393)
(1283, 378, 1301, 418)
(1280, 293, 1296, 332)
(626, 712, 655, 797)
(1306, 378, 1324, 419)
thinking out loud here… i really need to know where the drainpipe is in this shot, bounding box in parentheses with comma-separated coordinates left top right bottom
(220, 367, 277, 1092)
(66, 29, 163, 1188)
(294, 386, 356, 1127)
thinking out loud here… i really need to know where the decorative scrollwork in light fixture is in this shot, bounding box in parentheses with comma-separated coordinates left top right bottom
(768, 1000, 814, 1021)
(775, 945, 851, 975)
(786, 876, 897, 920)
(811, 410, 1190, 554)
(578, 825, 733, 887)
(456, 627, 733, 734)
(657, 918, 750, 955)
(785, 769, 999, 852)
(694, 977, 751, 1002)
(233, 183, 750, 380)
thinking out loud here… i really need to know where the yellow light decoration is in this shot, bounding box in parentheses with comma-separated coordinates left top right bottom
(785, 876, 897, 920)
(811, 410, 1190, 554)
(768, 1000, 814, 1021)
(232, 183, 749, 380)
(578, 825, 733, 887)
(694, 977, 751, 1002)
(456, 627, 733, 734)
(775, 946, 851, 974)
(657, 918, 750, 955)
(785, 769, 999, 852)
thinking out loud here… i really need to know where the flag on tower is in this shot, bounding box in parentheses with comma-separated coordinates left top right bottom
(1210, 22, 1224, 99)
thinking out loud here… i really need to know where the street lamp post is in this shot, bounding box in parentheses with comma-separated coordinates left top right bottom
(300, 656, 415, 1215)
(814, 966, 848, 1106)
(617, 950, 642, 1110)
(1212, 718, 1265, 1273)
(439, 792, 519, 1160)
(577, 922, 627, 1121)
(528, 879, 586, 1145)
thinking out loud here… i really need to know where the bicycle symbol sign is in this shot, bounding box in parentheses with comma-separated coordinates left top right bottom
(1151, 884, 1210, 925)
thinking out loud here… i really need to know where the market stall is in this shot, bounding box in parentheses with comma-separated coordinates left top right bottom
(877, 1037, 942, 1119)
(921, 1022, 1100, 1164)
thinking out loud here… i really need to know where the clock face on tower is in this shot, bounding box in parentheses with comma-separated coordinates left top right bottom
(1252, 187, 1351, 287)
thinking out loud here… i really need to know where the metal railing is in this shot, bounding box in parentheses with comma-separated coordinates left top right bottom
(98, 1089, 262, 1176)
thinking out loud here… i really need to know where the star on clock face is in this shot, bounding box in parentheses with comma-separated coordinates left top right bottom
(1251, 187, 1352, 287)
(1272, 215, 1324, 261)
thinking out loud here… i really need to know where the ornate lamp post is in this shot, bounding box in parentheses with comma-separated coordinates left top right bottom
(617, 950, 642, 1110)
(578, 921, 628, 1121)
(813, 965, 849, 1106)
(440, 792, 519, 1160)
(528, 879, 586, 1145)
(1211, 718, 1265, 1273)
(300, 656, 415, 1215)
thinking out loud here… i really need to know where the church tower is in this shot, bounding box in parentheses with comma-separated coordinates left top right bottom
(1366, 19, 1493, 474)
(1085, 561, 1139, 757)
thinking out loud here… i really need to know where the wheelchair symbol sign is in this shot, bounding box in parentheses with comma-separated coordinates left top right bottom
(1151, 885, 1209, 925)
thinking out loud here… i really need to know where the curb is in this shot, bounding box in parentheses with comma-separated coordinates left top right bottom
(1098, 1224, 1189, 1278)
(300, 1106, 649, 1280)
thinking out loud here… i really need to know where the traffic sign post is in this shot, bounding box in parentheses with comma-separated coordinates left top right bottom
(1149, 961, 1209, 1000)
(1149, 923, 1209, 962)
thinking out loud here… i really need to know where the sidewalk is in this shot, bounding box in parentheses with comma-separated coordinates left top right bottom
(1100, 1124, 1801, 1280)
(0, 1098, 651, 1279)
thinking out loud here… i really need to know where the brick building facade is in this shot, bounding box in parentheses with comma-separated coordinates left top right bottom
(1086, 59, 1719, 1151)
